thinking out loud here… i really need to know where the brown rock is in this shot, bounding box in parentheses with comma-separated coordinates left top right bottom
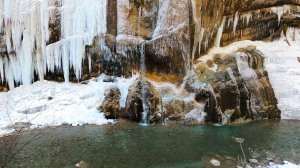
(202, 47, 280, 123)
(99, 87, 122, 119)
(125, 77, 162, 123)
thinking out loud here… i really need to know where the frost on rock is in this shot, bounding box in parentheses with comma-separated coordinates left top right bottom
(0, 0, 107, 89)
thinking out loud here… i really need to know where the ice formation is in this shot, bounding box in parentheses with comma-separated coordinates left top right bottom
(241, 13, 252, 26)
(191, 0, 205, 60)
(233, 11, 239, 34)
(271, 5, 291, 25)
(214, 17, 226, 48)
(0, 0, 107, 89)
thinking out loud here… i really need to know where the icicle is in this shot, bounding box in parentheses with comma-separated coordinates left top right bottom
(4, 57, 14, 89)
(271, 5, 291, 25)
(233, 11, 239, 34)
(214, 17, 226, 48)
(241, 13, 252, 26)
(198, 28, 205, 54)
(88, 54, 92, 73)
(227, 17, 233, 28)
(191, 0, 205, 60)
(0, 2, 4, 32)
(58, 0, 107, 81)
(0, 57, 3, 83)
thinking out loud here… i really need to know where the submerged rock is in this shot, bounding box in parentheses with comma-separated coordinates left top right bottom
(75, 160, 89, 168)
(163, 98, 196, 122)
(249, 159, 258, 164)
(210, 159, 221, 167)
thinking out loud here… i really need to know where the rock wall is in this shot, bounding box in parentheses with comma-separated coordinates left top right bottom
(191, 0, 300, 59)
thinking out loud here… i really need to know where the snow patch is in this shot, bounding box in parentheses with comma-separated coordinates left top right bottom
(0, 74, 138, 136)
(267, 161, 300, 168)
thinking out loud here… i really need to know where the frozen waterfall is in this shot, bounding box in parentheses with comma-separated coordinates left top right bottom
(0, 0, 107, 89)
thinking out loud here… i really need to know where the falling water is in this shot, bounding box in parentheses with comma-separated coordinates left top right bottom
(140, 42, 149, 125)
(138, 4, 149, 125)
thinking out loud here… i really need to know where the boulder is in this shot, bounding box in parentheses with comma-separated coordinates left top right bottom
(163, 98, 196, 121)
(125, 77, 162, 123)
(99, 87, 122, 119)
(210, 159, 221, 167)
(196, 47, 281, 123)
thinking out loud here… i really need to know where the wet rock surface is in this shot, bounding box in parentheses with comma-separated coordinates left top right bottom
(125, 77, 162, 123)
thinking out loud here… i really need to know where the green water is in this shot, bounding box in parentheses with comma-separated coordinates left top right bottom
(1, 120, 300, 168)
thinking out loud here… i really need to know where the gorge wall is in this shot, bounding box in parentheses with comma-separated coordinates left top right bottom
(0, 0, 299, 124)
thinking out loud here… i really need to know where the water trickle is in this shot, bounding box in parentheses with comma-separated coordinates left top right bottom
(138, 4, 149, 125)
(140, 42, 149, 125)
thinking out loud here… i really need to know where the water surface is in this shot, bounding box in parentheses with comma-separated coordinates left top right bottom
(1, 120, 300, 168)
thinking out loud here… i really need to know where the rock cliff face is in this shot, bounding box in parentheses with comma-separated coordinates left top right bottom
(1, 0, 299, 87)
(0, 0, 299, 123)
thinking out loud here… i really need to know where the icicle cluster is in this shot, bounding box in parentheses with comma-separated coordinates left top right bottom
(271, 5, 291, 25)
(0, 0, 107, 89)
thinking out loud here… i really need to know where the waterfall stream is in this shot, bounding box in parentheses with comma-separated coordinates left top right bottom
(138, 4, 149, 125)
(140, 41, 149, 125)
